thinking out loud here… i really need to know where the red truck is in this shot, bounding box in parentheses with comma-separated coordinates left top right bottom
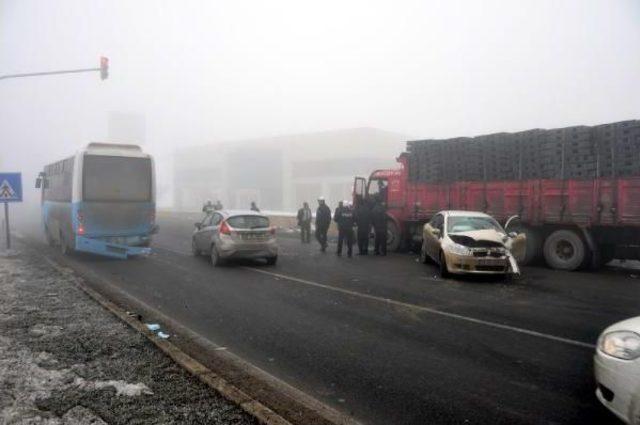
(353, 120, 640, 270)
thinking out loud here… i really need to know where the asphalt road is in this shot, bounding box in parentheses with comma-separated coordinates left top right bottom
(22, 214, 640, 424)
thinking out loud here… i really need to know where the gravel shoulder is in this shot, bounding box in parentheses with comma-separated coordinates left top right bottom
(0, 245, 257, 425)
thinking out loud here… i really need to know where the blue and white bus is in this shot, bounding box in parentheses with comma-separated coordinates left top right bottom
(36, 143, 157, 258)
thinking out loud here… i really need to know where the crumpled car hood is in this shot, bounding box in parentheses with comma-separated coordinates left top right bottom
(448, 229, 507, 247)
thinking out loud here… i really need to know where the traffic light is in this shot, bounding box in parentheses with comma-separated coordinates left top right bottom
(100, 56, 109, 80)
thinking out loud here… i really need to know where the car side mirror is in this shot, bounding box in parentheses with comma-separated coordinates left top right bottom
(194, 222, 202, 230)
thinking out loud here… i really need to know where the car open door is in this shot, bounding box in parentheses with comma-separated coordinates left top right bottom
(353, 176, 366, 207)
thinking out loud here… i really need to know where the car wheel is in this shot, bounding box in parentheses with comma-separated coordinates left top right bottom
(210, 245, 224, 267)
(191, 238, 199, 256)
(266, 256, 277, 266)
(543, 229, 587, 271)
(419, 243, 429, 264)
(439, 251, 450, 278)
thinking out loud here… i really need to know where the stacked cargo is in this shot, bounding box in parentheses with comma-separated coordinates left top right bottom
(406, 120, 640, 182)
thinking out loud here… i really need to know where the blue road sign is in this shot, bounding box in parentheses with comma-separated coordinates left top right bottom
(0, 173, 22, 202)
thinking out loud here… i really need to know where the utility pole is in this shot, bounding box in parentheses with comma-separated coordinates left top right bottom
(0, 57, 109, 81)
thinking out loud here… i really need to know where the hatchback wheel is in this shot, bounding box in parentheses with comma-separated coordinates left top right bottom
(266, 256, 277, 266)
(191, 238, 199, 256)
(210, 245, 224, 267)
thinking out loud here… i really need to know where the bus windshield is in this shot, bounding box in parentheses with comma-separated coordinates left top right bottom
(83, 155, 152, 202)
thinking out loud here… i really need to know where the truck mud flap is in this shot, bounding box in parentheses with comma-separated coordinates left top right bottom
(75, 236, 151, 259)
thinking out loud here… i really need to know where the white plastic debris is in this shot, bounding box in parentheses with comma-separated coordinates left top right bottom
(145, 323, 160, 331)
(157, 331, 170, 339)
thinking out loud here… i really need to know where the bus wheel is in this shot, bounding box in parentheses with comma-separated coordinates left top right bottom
(387, 220, 401, 252)
(543, 229, 587, 271)
(45, 226, 55, 247)
(59, 232, 70, 256)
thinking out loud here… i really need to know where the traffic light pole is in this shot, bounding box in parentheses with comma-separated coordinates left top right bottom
(0, 67, 101, 80)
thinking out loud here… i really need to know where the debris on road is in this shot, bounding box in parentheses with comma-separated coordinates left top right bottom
(157, 331, 170, 339)
(0, 247, 257, 425)
(145, 323, 161, 331)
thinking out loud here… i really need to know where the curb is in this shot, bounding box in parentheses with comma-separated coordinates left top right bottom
(42, 256, 293, 425)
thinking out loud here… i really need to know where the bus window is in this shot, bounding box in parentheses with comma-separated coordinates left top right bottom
(83, 155, 152, 202)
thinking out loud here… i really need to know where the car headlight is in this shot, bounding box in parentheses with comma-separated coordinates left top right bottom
(447, 243, 472, 256)
(599, 331, 640, 360)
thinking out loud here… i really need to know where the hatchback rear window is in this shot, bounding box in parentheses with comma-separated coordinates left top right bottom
(227, 216, 269, 229)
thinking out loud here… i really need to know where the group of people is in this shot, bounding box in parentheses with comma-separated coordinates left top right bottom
(297, 196, 388, 258)
(202, 200, 260, 214)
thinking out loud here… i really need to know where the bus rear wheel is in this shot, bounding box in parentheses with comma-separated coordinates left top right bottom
(44, 226, 55, 247)
(59, 232, 72, 256)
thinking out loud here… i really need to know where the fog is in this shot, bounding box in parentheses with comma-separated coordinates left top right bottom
(1, 0, 639, 221)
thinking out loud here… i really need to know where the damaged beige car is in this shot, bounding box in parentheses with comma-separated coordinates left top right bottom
(420, 211, 526, 278)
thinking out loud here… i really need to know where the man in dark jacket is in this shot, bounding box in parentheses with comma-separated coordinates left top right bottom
(371, 201, 387, 256)
(250, 201, 260, 212)
(334, 201, 355, 257)
(297, 202, 313, 243)
(354, 198, 371, 255)
(315, 197, 331, 252)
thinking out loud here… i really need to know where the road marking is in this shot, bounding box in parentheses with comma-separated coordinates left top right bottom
(244, 267, 596, 350)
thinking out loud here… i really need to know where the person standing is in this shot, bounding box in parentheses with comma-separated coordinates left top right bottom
(315, 197, 331, 252)
(214, 200, 223, 211)
(202, 200, 214, 214)
(372, 201, 388, 256)
(334, 201, 355, 257)
(354, 197, 371, 255)
(297, 201, 312, 243)
(250, 201, 260, 212)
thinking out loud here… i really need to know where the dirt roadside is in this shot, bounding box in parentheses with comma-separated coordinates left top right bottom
(0, 245, 257, 425)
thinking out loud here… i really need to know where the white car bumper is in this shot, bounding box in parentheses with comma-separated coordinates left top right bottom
(594, 350, 640, 424)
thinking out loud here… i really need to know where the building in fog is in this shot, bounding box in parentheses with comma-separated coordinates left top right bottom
(173, 128, 405, 212)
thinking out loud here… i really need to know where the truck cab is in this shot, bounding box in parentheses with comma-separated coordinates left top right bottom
(353, 167, 407, 251)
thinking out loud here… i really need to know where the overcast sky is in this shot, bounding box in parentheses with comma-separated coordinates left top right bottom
(1, 0, 639, 198)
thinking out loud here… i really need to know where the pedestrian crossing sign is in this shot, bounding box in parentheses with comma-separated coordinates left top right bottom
(0, 173, 22, 202)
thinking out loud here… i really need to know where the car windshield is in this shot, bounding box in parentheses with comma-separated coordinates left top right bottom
(227, 215, 269, 229)
(447, 216, 503, 234)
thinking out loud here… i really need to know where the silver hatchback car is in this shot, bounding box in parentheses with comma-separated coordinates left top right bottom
(191, 210, 278, 266)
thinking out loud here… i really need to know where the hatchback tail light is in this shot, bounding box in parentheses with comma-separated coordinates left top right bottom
(219, 221, 231, 235)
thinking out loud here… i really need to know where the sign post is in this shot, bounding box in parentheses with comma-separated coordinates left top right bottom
(0, 173, 23, 250)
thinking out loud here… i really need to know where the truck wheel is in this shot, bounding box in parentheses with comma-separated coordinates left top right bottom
(543, 230, 587, 271)
(505, 222, 541, 266)
(387, 220, 401, 252)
